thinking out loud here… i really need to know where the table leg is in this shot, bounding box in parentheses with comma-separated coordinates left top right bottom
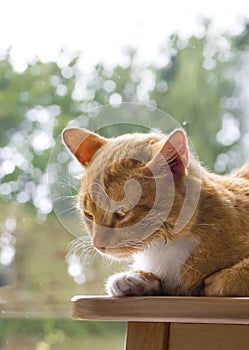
(125, 322, 170, 350)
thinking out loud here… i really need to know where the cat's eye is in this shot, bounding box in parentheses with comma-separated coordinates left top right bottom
(84, 211, 93, 220)
(115, 207, 129, 218)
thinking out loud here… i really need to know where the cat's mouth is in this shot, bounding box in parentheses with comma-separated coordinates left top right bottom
(94, 230, 166, 259)
(95, 245, 139, 260)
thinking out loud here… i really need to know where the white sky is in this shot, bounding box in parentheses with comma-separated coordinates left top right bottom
(1, 0, 249, 71)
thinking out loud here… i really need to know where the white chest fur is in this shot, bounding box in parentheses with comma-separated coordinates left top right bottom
(133, 237, 194, 294)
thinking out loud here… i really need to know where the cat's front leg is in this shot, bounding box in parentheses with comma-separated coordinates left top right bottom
(106, 270, 163, 296)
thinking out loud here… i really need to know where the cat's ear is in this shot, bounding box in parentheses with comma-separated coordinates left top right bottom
(148, 129, 189, 178)
(62, 128, 107, 166)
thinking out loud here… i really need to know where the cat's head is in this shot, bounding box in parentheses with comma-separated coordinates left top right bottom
(63, 127, 189, 260)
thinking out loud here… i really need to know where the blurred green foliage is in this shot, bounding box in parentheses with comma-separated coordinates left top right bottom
(0, 20, 249, 349)
(0, 319, 125, 349)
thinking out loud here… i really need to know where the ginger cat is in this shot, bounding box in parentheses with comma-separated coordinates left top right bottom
(63, 127, 249, 297)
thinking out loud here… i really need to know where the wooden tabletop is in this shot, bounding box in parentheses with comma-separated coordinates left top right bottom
(71, 296, 249, 325)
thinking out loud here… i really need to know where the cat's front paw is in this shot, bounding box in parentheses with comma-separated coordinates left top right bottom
(106, 271, 162, 296)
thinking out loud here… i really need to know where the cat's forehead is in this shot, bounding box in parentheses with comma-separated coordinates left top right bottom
(86, 132, 162, 179)
(103, 132, 162, 159)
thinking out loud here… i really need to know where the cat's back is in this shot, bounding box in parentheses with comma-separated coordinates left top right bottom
(203, 163, 249, 221)
(228, 164, 249, 214)
(233, 163, 249, 182)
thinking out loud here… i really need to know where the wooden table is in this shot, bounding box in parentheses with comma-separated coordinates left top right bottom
(71, 296, 249, 350)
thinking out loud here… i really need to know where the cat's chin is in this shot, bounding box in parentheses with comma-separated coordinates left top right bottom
(106, 253, 132, 261)
(95, 234, 166, 260)
(95, 247, 135, 261)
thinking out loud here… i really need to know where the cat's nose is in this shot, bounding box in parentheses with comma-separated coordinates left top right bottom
(94, 245, 106, 253)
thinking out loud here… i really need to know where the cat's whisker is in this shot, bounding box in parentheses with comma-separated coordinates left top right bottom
(58, 206, 78, 216)
(68, 239, 97, 267)
(87, 250, 98, 265)
(71, 241, 88, 253)
(53, 172, 80, 182)
(53, 194, 77, 202)
(53, 177, 79, 191)
(172, 257, 202, 275)
(106, 257, 117, 268)
(68, 236, 92, 256)
(80, 248, 93, 263)
(53, 173, 70, 181)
